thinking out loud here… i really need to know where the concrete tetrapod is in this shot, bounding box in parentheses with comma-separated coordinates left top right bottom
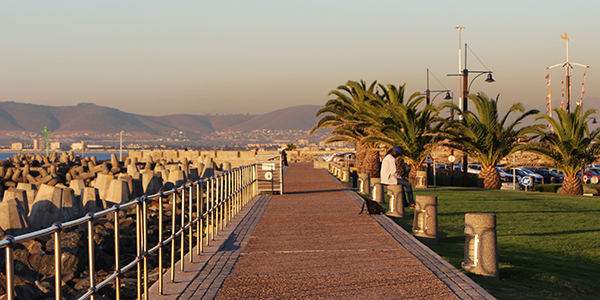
(81, 187, 103, 213)
(0, 198, 31, 235)
(462, 213, 499, 279)
(3, 189, 29, 216)
(105, 179, 131, 206)
(29, 184, 63, 230)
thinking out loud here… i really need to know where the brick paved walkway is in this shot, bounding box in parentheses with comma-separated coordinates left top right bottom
(150, 163, 495, 299)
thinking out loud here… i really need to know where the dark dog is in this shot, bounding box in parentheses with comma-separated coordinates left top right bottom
(359, 199, 383, 215)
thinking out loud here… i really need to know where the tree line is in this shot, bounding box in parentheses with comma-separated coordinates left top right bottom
(311, 80, 600, 195)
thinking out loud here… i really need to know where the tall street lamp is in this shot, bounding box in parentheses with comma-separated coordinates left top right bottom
(424, 69, 453, 105)
(448, 43, 495, 187)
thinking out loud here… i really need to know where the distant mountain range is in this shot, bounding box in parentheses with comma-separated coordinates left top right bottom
(0, 102, 324, 136)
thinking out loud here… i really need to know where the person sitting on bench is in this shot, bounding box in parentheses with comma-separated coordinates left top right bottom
(380, 146, 415, 208)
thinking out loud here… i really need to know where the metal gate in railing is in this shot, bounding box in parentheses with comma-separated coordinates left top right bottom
(255, 154, 283, 194)
(0, 164, 258, 300)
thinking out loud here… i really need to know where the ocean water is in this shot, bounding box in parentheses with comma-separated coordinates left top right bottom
(0, 152, 128, 162)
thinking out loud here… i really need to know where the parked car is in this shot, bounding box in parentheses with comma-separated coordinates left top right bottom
(524, 167, 561, 184)
(497, 167, 520, 183)
(507, 168, 543, 184)
(467, 164, 482, 174)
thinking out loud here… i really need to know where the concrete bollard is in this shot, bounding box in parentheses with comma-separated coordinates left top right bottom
(358, 173, 370, 194)
(462, 213, 499, 279)
(341, 167, 349, 182)
(412, 195, 438, 242)
(372, 182, 385, 204)
(415, 170, 428, 188)
(386, 185, 404, 218)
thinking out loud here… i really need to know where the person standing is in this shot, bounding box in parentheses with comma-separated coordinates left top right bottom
(281, 149, 288, 166)
(380, 146, 415, 208)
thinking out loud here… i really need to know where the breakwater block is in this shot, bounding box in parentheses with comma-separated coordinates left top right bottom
(3, 189, 29, 216)
(0, 198, 31, 235)
(81, 187, 103, 213)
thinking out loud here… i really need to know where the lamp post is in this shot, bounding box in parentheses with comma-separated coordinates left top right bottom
(424, 69, 453, 105)
(119, 130, 124, 161)
(448, 43, 495, 187)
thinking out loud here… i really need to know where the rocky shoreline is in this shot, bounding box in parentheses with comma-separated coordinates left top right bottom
(0, 151, 218, 299)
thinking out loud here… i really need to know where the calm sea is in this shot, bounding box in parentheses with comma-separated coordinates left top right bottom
(0, 152, 128, 162)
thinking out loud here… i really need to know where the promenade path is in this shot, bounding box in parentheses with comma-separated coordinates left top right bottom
(149, 163, 494, 299)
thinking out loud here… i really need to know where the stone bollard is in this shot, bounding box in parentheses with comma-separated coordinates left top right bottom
(341, 167, 349, 182)
(462, 213, 499, 279)
(415, 170, 428, 188)
(372, 182, 385, 204)
(412, 195, 438, 242)
(386, 185, 405, 218)
(358, 173, 370, 194)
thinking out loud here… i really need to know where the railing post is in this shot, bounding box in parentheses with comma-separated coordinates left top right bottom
(157, 193, 163, 295)
(4, 235, 15, 300)
(170, 191, 176, 282)
(180, 188, 185, 272)
(52, 223, 63, 300)
(197, 181, 203, 255)
(143, 197, 149, 300)
(188, 184, 193, 263)
(136, 199, 143, 299)
(206, 178, 211, 246)
(87, 213, 96, 300)
(114, 205, 122, 300)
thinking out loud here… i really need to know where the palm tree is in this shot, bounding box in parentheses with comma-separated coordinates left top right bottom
(310, 80, 382, 177)
(516, 105, 600, 195)
(439, 93, 540, 189)
(362, 91, 440, 184)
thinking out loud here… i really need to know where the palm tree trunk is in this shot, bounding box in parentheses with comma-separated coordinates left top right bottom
(395, 156, 405, 178)
(562, 175, 583, 195)
(355, 147, 367, 173)
(363, 149, 381, 178)
(479, 166, 502, 189)
(408, 164, 425, 185)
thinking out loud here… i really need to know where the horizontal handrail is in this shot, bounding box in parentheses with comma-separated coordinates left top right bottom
(1, 163, 259, 300)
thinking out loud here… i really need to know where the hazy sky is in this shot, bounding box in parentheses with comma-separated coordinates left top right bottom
(1, 1, 599, 117)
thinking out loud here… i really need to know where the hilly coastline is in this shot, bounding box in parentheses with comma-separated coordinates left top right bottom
(0, 102, 323, 135)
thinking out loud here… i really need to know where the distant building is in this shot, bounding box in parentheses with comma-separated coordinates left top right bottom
(11, 142, 23, 151)
(50, 142, 61, 150)
(33, 139, 38, 150)
(297, 139, 308, 146)
(71, 142, 84, 151)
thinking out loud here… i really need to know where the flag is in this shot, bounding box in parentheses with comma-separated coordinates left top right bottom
(560, 70, 565, 109)
(579, 70, 587, 106)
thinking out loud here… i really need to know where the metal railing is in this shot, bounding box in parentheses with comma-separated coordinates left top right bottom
(0, 164, 258, 300)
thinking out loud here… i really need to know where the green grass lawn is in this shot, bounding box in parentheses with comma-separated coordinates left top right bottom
(385, 187, 600, 300)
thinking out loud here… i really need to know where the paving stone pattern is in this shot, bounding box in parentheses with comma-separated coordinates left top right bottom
(214, 163, 484, 299)
(147, 194, 273, 299)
